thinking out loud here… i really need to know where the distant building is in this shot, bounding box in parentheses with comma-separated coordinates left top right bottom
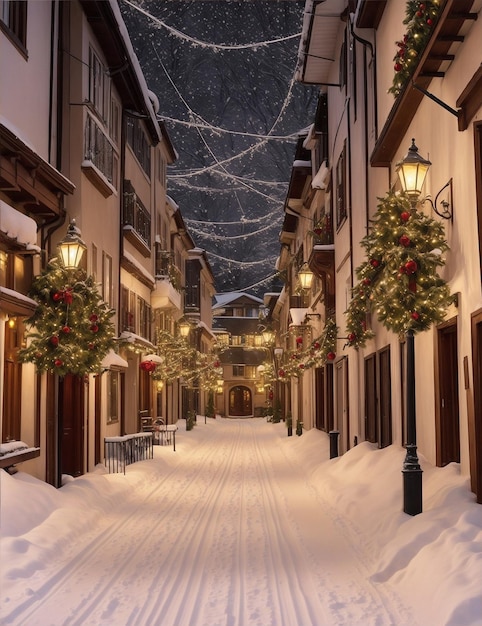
(212, 292, 267, 418)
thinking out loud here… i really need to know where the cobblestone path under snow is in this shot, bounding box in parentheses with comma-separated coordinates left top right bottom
(2, 419, 419, 626)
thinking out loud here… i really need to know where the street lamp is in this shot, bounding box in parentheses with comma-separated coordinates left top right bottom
(396, 138, 429, 516)
(58, 219, 86, 270)
(178, 320, 191, 338)
(298, 263, 314, 290)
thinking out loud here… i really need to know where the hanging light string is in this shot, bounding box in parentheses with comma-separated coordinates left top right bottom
(185, 208, 281, 226)
(122, 0, 302, 51)
(152, 44, 297, 185)
(239, 272, 280, 292)
(207, 252, 278, 266)
(172, 178, 288, 193)
(190, 220, 280, 241)
(160, 115, 298, 142)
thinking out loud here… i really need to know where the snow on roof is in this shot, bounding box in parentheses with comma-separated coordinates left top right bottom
(101, 349, 128, 370)
(109, 1, 161, 143)
(0, 201, 40, 251)
(213, 292, 264, 308)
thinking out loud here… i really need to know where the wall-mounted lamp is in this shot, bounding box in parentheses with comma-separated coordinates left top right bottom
(397, 139, 453, 220)
(261, 328, 275, 345)
(58, 219, 86, 270)
(178, 320, 191, 338)
(298, 263, 314, 290)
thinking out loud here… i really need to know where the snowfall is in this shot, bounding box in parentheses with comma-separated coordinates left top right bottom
(1, 418, 481, 626)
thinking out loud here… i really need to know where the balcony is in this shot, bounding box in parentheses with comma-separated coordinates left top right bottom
(151, 276, 182, 311)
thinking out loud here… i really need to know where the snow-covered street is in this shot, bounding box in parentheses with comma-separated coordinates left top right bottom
(2, 418, 482, 626)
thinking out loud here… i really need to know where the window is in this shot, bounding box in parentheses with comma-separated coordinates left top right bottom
(102, 252, 113, 307)
(1, 1, 27, 52)
(91, 244, 97, 282)
(335, 143, 347, 227)
(107, 371, 119, 423)
(122, 181, 151, 248)
(89, 47, 108, 121)
(126, 117, 151, 177)
(233, 365, 245, 377)
(110, 98, 121, 146)
(138, 296, 151, 341)
(84, 114, 116, 187)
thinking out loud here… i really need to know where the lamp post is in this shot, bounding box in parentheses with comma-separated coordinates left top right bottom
(396, 138, 430, 516)
(57, 219, 87, 270)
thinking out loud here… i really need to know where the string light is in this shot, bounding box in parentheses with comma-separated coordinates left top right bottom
(122, 0, 302, 51)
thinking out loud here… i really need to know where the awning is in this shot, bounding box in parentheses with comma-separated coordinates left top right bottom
(101, 349, 128, 370)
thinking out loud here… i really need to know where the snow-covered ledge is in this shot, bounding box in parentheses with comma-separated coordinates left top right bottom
(0, 441, 40, 469)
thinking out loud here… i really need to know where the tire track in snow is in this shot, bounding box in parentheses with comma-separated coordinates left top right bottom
(250, 422, 330, 626)
(132, 420, 245, 626)
(2, 428, 225, 626)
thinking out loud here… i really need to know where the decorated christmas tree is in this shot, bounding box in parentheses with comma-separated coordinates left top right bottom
(345, 190, 454, 345)
(19, 260, 116, 377)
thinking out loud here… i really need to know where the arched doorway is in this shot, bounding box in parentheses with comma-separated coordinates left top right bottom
(229, 385, 252, 417)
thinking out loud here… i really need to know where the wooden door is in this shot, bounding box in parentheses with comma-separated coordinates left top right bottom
(229, 386, 252, 416)
(2, 320, 22, 442)
(59, 374, 84, 477)
(335, 358, 349, 453)
(315, 367, 324, 430)
(471, 311, 482, 502)
(436, 322, 460, 466)
(378, 347, 392, 448)
(364, 354, 377, 443)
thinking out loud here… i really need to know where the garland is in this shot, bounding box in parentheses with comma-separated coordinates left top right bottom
(19, 261, 115, 377)
(389, 1, 442, 97)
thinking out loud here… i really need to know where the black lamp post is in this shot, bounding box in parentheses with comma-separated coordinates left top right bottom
(397, 139, 431, 516)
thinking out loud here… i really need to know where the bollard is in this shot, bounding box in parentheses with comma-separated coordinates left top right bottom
(329, 430, 340, 459)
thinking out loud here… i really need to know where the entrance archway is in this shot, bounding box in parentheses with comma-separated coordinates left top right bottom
(229, 385, 252, 417)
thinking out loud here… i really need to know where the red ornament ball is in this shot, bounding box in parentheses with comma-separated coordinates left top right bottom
(327, 352, 336, 361)
(50, 335, 59, 346)
(90, 324, 99, 333)
(370, 258, 380, 268)
(296, 336, 303, 345)
(394, 62, 403, 72)
(88, 343, 95, 350)
(400, 211, 411, 223)
(405, 259, 418, 274)
(278, 369, 285, 378)
(348, 333, 356, 343)
(54, 359, 63, 367)
(89, 314, 98, 322)
(362, 278, 371, 286)
(399, 235, 411, 247)
(62, 326, 71, 334)
(411, 311, 420, 320)
(298, 363, 305, 369)
(416, 10, 423, 17)
(313, 341, 321, 350)
(63, 291, 73, 305)
(426, 18, 433, 26)
(52, 291, 63, 302)
(213, 360, 220, 368)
